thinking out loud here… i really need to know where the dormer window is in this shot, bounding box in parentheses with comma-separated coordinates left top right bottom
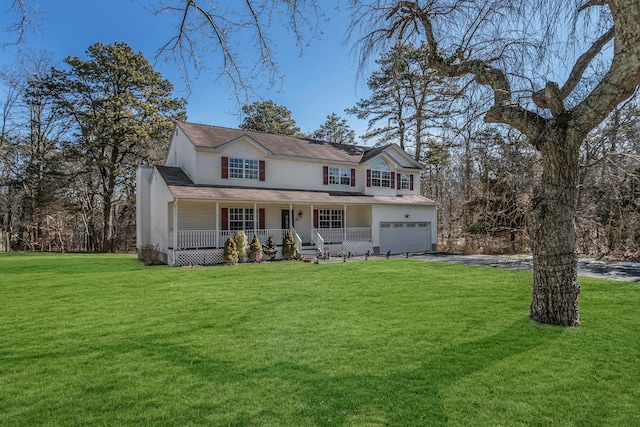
(329, 167, 351, 185)
(323, 166, 356, 187)
(230, 157, 259, 179)
(222, 157, 265, 181)
(371, 158, 391, 188)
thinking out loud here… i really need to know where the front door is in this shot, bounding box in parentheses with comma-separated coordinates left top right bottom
(281, 209, 293, 230)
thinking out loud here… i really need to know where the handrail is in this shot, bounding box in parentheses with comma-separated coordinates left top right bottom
(311, 227, 324, 254)
(290, 227, 303, 259)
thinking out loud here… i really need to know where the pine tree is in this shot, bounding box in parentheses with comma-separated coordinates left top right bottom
(263, 236, 278, 261)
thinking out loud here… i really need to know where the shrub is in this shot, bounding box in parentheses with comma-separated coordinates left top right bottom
(139, 244, 163, 266)
(263, 236, 278, 261)
(249, 234, 263, 262)
(223, 237, 239, 265)
(282, 231, 297, 260)
(233, 231, 248, 263)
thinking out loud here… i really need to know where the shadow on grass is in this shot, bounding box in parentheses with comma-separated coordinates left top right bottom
(137, 317, 562, 426)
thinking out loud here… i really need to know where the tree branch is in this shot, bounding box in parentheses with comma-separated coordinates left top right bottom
(573, 1, 640, 133)
(386, 1, 545, 138)
(578, 0, 609, 12)
(559, 26, 614, 100)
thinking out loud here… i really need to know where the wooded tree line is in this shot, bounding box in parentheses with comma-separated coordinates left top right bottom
(0, 43, 187, 253)
(420, 105, 640, 261)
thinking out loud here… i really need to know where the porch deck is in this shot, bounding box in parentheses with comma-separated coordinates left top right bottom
(166, 227, 374, 266)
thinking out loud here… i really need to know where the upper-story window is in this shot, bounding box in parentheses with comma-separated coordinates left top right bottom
(400, 173, 410, 190)
(323, 166, 355, 187)
(371, 158, 391, 188)
(222, 157, 265, 181)
(229, 157, 259, 180)
(329, 167, 352, 186)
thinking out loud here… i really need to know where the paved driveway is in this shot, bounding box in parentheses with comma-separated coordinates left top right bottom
(411, 253, 640, 282)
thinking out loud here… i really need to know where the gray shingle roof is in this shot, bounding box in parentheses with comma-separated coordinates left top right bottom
(177, 122, 378, 164)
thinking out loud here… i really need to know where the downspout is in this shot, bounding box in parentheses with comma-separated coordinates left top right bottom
(173, 198, 178, 266)
(254, 202, 258, 236)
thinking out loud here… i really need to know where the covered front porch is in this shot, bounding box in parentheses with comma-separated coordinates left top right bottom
(165, 199, 374, 265)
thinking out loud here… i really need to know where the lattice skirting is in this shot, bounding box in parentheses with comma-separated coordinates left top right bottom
(166, 248, 284, 266)
(325, 241, 374, 257)
(164, 242, 372, 266)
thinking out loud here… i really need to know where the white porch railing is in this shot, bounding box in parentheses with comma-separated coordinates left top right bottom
(169, 227, 372, 250)
(174, 230, 217, 249)
(316, 227, 372, 243)
(219, 229, 290, 246)
(170, 229, 290, 249)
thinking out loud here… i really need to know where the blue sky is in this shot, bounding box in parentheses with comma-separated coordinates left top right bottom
(0, 0, 373, 141)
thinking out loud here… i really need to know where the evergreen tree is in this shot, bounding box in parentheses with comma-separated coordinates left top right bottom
(347, 43, 459, 161)
(233, 230, 248, 263)
(282, 231, 297, 260)
(223, 237, 239, 265)
(249, 234, 263, 262)
(263, 236, 278, 261)
(311, 113, 356, 144)
(38, 42, 186, 252)
(239, 100, 301, 136)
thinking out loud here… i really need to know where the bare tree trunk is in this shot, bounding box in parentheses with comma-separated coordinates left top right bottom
(528, 130, 582, 326)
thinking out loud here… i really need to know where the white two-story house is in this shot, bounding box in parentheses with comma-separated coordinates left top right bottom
(136, 122, 439, 266)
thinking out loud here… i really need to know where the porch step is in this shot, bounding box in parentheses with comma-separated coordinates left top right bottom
(300, 245, 319, 259)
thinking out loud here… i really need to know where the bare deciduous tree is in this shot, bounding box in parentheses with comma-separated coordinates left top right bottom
(350, 0, 640, 326)
(152, 0, 328, 99)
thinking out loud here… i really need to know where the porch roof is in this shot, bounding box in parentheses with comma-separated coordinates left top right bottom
(156, 165, 438, 206)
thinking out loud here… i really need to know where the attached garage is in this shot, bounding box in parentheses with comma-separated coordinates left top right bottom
(379, 222, 431, 254)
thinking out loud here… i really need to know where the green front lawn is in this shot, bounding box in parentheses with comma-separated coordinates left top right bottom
(1, 253, 639, 426)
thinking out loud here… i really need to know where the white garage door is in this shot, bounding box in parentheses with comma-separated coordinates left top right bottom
(379, 222, 431, 254)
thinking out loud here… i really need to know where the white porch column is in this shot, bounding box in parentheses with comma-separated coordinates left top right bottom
(343, 204, 347, 242)
(215, 202, 219, 248)
(289, 203, 293, 230)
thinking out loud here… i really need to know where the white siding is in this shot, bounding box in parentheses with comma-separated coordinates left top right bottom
(149, 167, 175, 252)
(167, 126, 197, 182)
(176, 200, 217, 230)
(386, 146, 417, 168)
(186, 139, 426, 197)
(345, 205, 371, 227)
(136, 165, 153, 248)
(264, 206, 282, 230)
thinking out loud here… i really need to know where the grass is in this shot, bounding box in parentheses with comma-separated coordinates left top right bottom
(1, 253, 639, 426)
